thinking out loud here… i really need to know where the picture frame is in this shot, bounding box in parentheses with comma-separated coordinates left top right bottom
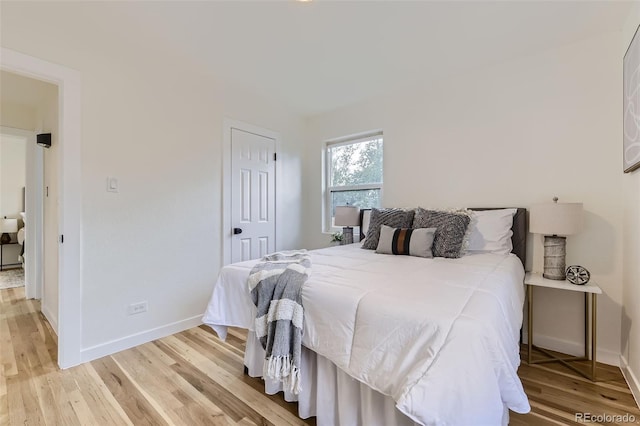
(624, 24, 640, 173)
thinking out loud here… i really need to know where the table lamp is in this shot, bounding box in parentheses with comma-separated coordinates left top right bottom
(530, 197, 583, 280)
(1, 218, 18, 245)
(334, 206, 360, 245)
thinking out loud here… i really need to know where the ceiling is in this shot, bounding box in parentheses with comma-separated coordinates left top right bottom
(1, 1, 634, 116)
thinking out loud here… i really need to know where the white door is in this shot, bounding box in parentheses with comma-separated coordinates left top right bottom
(231, 128, 276, 263)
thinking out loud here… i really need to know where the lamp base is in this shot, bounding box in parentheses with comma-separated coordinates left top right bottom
(543, 235, 566, 280)
(342, 227, 354, 245)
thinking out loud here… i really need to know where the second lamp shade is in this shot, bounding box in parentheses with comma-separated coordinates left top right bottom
(334, 206, 360, 227)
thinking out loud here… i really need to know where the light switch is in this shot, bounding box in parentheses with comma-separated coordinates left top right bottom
(107, 177, 119, 193)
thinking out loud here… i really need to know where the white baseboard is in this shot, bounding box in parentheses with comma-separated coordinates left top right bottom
(80, 315, 203, 363)
(621, 355, 640, 409)
(41, 304, 58, 336)
(522, 332, 620, 367)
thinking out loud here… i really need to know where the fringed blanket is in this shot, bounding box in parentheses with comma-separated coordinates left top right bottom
(247, 250, 311, 394)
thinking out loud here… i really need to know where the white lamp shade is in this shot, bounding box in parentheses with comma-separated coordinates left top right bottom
(334, 206, 360, 226)
(1, 218, 18, 233)
(530, 202, 583, 236)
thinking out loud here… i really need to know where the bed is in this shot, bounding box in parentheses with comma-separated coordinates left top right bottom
(203, 208, 531, 425)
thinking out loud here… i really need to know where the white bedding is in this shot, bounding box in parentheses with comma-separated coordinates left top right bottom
(203, 244, 530, 425)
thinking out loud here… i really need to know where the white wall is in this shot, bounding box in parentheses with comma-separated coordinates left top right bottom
(304, 32, 624, 365)
(1, 3, 305, 359)
(0, 134, 26, 216)
(622, 2, 640, 405)
(0, 102, 36, 131)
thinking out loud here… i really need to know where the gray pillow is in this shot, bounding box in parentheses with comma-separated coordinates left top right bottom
(413, 208, 471, 258)
(361, 208, 415, 250)
(376, 225, 437, 258)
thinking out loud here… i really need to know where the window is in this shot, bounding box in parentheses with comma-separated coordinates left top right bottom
(325, 132, 383, 232)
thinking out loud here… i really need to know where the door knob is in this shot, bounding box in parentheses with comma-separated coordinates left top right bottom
(233, 228, 243, 235)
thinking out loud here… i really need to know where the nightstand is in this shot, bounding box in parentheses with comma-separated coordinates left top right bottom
(525, 272, 602, 381)
(0, 240, 20, 271)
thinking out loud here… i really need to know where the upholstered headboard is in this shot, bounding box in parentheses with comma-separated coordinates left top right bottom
(358, 207, 527, 266)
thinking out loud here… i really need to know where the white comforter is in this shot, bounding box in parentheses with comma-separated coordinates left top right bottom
(203, 244, 531, 425)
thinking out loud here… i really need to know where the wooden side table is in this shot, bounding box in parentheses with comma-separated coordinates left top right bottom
(525, 272, 602, 381)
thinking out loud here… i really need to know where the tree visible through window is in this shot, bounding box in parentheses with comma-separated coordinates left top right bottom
(325, 134, 383, 231)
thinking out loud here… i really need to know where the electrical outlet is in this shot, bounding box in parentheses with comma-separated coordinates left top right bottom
(128, 301, 148, 315)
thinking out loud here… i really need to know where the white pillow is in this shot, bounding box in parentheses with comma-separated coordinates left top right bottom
(467, 209, 517, 255)
(361, 210, 371, 239)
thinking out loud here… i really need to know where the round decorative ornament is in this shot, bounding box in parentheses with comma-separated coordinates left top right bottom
(566, 265, 590, 285)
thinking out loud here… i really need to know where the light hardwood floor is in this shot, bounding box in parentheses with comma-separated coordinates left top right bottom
(1, 286, 639, 425)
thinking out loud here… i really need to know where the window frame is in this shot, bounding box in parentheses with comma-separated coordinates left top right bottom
(324, 132, 383, 233)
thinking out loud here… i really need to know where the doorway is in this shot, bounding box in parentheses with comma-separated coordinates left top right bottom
(0, 127, 38, 297)
(1, 69, 57, 325)
(223, 120, 279, 265)
(1, 47, 82, 368)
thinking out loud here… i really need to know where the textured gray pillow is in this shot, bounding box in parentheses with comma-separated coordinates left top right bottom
(361, 208, 415, 250)
(376, 225, 437, 258)
(413, 208, 471, 258)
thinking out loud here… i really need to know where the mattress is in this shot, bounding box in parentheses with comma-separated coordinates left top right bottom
(203, 244, 530, 425)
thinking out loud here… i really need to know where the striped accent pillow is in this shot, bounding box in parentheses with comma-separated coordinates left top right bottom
(376, 225, 437, 258)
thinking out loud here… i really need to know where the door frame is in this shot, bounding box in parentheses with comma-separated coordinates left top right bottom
(222, 119, 280, 266)
(1, 47, 83, 369)
(0, 126, 43, 301)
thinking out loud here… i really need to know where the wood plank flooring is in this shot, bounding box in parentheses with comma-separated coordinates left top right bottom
(2, 285, 639, 425)
(511, 347, 640, 425)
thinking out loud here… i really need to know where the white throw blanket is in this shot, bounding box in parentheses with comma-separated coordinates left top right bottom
(247, 250, 311, 394)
